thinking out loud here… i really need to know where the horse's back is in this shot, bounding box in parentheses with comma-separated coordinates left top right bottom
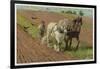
(47, 22, 57, 33)
(47, 22, 56, 29)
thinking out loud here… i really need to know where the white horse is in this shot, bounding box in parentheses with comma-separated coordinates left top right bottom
(47, 19, 69, 51)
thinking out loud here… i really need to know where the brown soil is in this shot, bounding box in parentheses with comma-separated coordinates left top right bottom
(17, 10, 93, 63)
(17, 10, 66, 27)
(17, 25, 76, 63)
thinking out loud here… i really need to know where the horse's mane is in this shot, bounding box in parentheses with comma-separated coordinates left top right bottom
(67, 17, 82, 33)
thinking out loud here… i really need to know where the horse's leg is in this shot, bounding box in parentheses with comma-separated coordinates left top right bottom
(58, 42, 61, 52)
(75, 37, 80, 51)
(55, 38, 61, 52)
(64, 36, 69, 50)
(47, 32, 51, 47)
(69, 38, 72, 50)
(54, 40, 59, 52)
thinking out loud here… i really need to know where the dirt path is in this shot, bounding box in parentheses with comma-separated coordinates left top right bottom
(17, 25, 76, 64)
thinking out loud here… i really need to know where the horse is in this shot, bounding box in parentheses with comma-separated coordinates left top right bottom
(64, 16, 83, 51)
(47, 19, 69, 52)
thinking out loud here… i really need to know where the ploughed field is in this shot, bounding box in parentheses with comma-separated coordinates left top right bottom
(17, 25, 76, 63)
(16, 10, 93, 63)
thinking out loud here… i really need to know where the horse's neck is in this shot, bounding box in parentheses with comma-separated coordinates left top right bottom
(51, 23, 57, 32)
(53, 24, 63, 34)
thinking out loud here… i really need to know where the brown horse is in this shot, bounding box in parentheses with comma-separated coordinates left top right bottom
(64, 16, 83, 51)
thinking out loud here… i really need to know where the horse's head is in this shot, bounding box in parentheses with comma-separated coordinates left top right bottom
(57, 19, 69, 34)
(71, 16, 83, 32)
(76, 16, 83, 26)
